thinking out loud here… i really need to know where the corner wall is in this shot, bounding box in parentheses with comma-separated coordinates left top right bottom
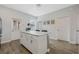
(0, 5, 36, 44)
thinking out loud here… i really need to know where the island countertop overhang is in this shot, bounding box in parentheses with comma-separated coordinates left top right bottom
(21, 31, 48, 36)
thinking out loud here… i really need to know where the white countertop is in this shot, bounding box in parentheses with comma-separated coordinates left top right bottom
(22, 31, 48, 36)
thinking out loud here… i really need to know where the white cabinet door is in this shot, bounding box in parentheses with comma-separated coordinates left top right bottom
(20, 33, 28, 47)
(20, 33, 31, 49)
(29, 35, 38, 53)
(31, 35, 47, 53)
(28, 35, 47, 54)
(25, 34, 31, 49)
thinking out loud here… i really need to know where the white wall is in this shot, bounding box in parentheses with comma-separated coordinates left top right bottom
(36, 5, 79, 44)
(0, 5, 36, 44)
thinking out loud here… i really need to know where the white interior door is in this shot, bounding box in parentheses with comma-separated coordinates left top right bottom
(11, 19, 20, 40)
(76, 15, 79, 44)
(76, 31, 79, 44)
(56, 17, 70, 42)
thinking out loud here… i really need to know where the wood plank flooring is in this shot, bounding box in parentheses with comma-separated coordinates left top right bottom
(49, 40, 79, 54)
(0, 40, 31, 54)
(0, 39, 79, 54)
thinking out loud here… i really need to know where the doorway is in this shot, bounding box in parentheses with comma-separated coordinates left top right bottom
(11, 18, 20, 41)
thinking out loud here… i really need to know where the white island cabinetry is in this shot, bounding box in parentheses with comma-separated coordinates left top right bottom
(20, 31, 48, 54)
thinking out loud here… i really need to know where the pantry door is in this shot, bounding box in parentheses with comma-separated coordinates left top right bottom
(76, 15, 79, 44)
(11, 18, 20, 40)
(56, 16, 70, 42)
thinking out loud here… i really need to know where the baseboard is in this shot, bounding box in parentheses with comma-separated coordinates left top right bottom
(49, 38, 79, 44)
(1, 40, 12, 44)
(69, 41, 78, 44)
(1, 39, 19, 44)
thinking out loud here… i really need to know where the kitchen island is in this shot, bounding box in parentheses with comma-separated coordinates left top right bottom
(20, 31, 49, 54)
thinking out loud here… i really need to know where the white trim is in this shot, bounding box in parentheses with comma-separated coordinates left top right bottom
(69, 41, 77, 44)
(1, 39, 11, 44)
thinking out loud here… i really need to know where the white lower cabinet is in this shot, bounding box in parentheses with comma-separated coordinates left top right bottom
(20, 32, 48, 54)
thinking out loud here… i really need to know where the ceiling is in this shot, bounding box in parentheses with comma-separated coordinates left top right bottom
(2, 4, 73, 16)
